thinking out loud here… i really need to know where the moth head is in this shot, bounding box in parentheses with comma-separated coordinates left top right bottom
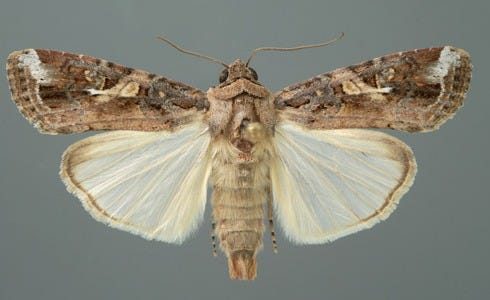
(219, 59, 258, 84)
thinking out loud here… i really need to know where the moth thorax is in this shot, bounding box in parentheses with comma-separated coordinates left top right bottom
(244, 122, 266, 143)
(232, 121, 267, 155)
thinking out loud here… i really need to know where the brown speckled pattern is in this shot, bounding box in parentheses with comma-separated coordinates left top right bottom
(275, 47, 471, 132)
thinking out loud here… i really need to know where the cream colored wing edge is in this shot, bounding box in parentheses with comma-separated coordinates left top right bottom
(271, 122, 417, 244)
(60, 123, 211, 244)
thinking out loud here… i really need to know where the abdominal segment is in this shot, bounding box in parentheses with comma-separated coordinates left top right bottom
(210, 137, 272, 280)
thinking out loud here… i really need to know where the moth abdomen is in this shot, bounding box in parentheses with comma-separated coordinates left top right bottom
(212, 187, 266, 280)
(210, 138, 272, 280)
(227, 250, 258, 281)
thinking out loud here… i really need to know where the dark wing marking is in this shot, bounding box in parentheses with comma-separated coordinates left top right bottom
(7, 49, 208, 134)
(274, 47, 471, 132)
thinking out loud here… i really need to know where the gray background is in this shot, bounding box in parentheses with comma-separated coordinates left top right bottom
(1, 0, 488, 299)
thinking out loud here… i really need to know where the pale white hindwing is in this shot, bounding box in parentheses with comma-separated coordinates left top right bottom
(271, 122, 417, 244)
(60, 122, 212, 243)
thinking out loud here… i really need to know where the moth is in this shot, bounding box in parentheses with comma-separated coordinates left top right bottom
(6, 35, 472, 280)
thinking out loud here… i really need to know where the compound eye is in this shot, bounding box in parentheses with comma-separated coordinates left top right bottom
(248, 67, 258, 80)
(219, 69, 228, 83)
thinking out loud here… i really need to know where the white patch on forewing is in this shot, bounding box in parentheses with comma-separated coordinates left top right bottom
(341, 78, 392, 96)
(17, 49, 51, 83)
(427, 46, 460, 82)
(86, 82, 139, 96)
(378, 87, 393, 93)
(86, 88, 107, 95)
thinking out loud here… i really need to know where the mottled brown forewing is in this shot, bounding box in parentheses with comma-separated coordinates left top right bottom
(7, 49, 208, 134)
(275, 47, 471, 132)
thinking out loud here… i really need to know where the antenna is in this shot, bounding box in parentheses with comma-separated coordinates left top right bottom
(245, 32, 345, 66)
(156, 35, 228, 68)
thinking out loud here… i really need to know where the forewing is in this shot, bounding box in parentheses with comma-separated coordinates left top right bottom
(60, 122, 211, 243)
(275, 46, 471, 132)
(270, 122, 416, 244)
(7, 49, 208, 134)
